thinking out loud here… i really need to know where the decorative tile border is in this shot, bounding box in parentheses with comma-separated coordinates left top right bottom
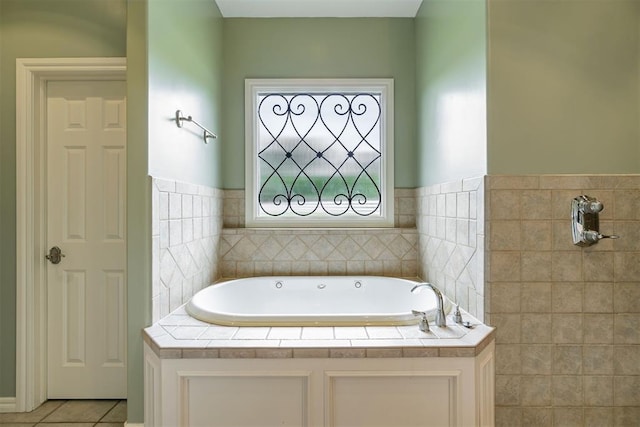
(219, 228, 418, 277)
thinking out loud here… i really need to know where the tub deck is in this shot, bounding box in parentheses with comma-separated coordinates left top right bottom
(143, 304, 494, 359)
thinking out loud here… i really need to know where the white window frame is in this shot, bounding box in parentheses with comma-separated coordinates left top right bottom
(245, 78, 394, 228)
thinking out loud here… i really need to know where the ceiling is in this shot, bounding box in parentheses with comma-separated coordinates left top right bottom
(215, 0, 424, 18)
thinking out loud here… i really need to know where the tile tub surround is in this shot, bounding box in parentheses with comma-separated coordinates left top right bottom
(486, 175, 640, 427)
(143, 304, 495, 359)
(219, 228, 418, 278)
(152, 178, 223, 322)
(220, 188, 419, 278)
(416, 177, 485, 321)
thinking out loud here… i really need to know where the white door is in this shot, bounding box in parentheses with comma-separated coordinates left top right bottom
(46, 80, 127, 398)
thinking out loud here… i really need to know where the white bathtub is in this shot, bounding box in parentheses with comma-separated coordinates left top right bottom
(186, 276, 452, 326)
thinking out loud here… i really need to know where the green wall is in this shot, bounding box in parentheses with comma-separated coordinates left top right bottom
(126, 0, 223, 422)
(125, 0, 149, 423)
(487, 0, 640, 174)
(221, 18, 417, 189)
(415, 0, 487, 187)
(0, 0, 127, 398)
(148, 0, 223, 187)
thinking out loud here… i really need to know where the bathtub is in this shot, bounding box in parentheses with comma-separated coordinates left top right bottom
(186, 276, 452, 326)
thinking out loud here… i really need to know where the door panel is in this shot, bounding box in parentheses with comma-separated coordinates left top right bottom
(47, 80, 127, 398)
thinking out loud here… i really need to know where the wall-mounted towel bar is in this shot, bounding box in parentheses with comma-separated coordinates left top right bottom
(175, 110, 217, 143)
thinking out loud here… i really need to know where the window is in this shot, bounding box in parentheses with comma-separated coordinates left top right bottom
(245, 79, 394, 227)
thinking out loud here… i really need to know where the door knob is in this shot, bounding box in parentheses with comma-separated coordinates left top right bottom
(46, 246, 65, 264)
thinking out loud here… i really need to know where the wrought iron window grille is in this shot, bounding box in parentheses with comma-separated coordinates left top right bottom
(256, 92, 383, 219)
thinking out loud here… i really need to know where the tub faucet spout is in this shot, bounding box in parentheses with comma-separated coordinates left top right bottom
(411, 283, 447, 327)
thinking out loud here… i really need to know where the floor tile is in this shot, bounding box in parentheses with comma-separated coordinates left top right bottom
(0, 401, 64, 424)
(96, 423, 124, 427)
(41, 400, 118, 423)
(34, 423, 94, 427)
(0, 423, 36, 427)
(101, 401, 126, 423)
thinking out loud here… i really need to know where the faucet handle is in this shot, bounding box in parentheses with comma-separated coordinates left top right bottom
(453, 304, 463, 324)
(583, 230, 620, 244)
(578, 197, 603, 214)
(411, 310, 430, 332)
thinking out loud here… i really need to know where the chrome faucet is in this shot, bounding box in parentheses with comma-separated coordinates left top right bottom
(411, 283, 447, 327)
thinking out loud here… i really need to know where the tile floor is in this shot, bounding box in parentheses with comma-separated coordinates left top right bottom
(0, 400, 126, 427)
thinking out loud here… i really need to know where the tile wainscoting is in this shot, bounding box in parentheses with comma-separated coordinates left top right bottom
(151, 178, 223, 323)
(416, 177, 486, 322)
(150, 174, 639, 426)
(486, 175, 640, 427)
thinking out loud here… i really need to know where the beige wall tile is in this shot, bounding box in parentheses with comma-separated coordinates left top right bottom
(552, 345, 582, 374)
(541, 175, 594, 190)
(496, 344, 522, 374)
(614, 407, 640, 426)
(552, 408, 583, 427)
(552, 376, 582, 406)
(583, 314, 614, 344)
(491, 190, 522, 220)
(520, 376, 551, 406)
(522, 408, 551, 427)
(490, 252, 521, 281)
(521, 220, 552, 250)
(614, 376, 640, 406)
(495, 375, 521, 406)
(583, 251, 615, 282)
(521, 190, 552, 220)
(584, 376, 613, 406)
(614, 252, 640, 281)
(552, 314, 583, 343)
(584, 408, 613, 427)
(614, 189, 640, 220)
(551, 252, 583, 281)
(491, 221, 521, 251)
(521, 282, 552, 312)
(521, 344, 551, 375)
(613, 222, 640, 251)
(583, 345, 614, 375)
(491, 314, 522, 343)
(613, 345, 640, 375)
(495, 407, 523, 427)
(489, 175, 539, 190)
(584, 282, 614, 313)
(521, 251, 552, 282)
(521, 314, 551, 343)
(614, 314, 640, 344)
(552, 282, 583, 313)
(491, 283, 521, 313)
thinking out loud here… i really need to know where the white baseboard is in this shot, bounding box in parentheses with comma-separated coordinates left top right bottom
(124, 423, 144, 427)
(0, 397, 17, 413)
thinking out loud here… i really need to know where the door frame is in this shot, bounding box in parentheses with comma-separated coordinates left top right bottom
(15, 57, 126, 412)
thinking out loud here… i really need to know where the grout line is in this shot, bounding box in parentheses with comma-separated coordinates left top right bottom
(96, 400, 123, 424)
